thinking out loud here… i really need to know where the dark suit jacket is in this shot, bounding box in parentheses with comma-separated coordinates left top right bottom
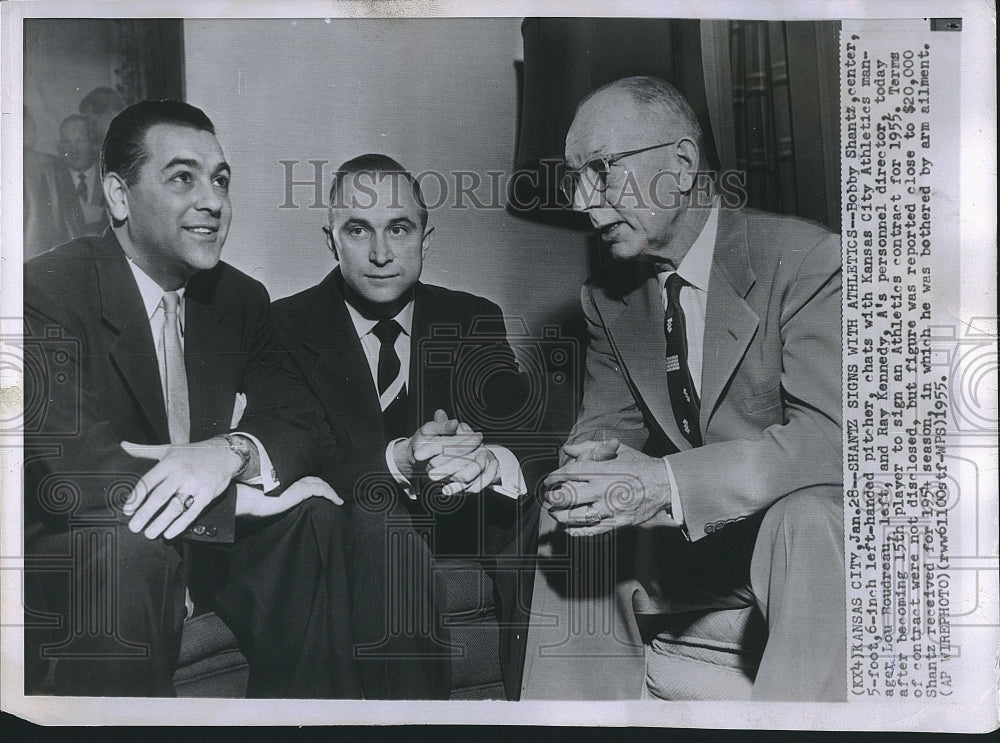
(272, 267, 547, 508)
(23, 231, 331, 547)
(272, 268, 548, 698)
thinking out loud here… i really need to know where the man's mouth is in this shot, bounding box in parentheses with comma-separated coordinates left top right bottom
(596, 221, 625, 240)
(184, 225, 218, 236)
(366, 274, 399, 281)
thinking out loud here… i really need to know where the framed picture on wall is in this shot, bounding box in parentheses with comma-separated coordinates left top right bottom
(22, 18, 183, 259)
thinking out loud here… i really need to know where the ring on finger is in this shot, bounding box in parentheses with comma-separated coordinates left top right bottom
(582, 506, 601, 524)
(174, 493, 196, 511)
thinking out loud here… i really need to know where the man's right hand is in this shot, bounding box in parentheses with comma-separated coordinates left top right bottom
(121, 438, 243, 540)
(393, 408, 484, 481)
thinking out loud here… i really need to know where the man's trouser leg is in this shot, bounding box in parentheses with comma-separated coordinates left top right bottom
(749, 484, 847, 701)
(215, 498, 363, 698)
(26, 524, 186, 697)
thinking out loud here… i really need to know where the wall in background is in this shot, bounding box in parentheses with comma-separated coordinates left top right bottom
(183, 19, 591, 340)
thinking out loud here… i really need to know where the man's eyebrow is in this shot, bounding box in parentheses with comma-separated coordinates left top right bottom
(387, 217, 416, 227)
(341, 217, 373, 228)
(161, 158, 231, 175)
(162, 157, 200, 171)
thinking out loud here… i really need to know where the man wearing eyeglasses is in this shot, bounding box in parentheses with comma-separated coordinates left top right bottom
(522, 76, 844, 701)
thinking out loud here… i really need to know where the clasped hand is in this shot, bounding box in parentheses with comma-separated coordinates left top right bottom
(543, 438, 676, 536)
(393, 409, 499, 496)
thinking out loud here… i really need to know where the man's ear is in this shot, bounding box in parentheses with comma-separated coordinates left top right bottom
(323, 221, 339, 261)
(420, 226, 434, 258)
(104, 172, 129, 223)
(674, 138, 700, 193)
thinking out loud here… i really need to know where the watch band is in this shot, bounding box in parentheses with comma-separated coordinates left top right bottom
(222, 433, 252, 479)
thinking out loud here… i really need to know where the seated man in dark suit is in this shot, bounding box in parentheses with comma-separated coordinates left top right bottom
(24, 100, 360, 698)
(273, 154, 542, 699)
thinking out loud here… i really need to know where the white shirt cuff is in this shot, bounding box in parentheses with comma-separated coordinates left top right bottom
(486, 445, 526, 499)
(232, 431, 280, 493)
(663, 456, 684, 525)
(385, 438, 417, 500)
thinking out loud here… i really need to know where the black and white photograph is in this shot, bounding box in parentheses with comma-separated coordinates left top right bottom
(0, 0, 995, 730)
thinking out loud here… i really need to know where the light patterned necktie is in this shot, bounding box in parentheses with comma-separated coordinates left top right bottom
(161, 291, 190, 445)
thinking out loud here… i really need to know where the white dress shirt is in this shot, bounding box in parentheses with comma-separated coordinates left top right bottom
(126, 259, 279, 493)
(655, 202, 720, 526)
(343, 297, 526, 499)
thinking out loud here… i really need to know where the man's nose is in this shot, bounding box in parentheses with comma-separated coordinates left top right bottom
(571, 173, 601, 212)
(369, 234, 393, 265)
(195, 178, 224, 215)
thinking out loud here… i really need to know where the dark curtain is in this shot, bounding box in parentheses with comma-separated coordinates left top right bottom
(107, 19, 185, 104)
(728, 20, 840, 231)
(514, 18, 840, 233)
(512, 18, 719, 221)
(730, 21, 798, 216)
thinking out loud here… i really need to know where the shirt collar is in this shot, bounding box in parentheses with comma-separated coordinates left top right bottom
(659, 200, 719, 292)
(125, 257, 185, 321)
(70, 163, 97, 181)
(344, 296, 414, 341)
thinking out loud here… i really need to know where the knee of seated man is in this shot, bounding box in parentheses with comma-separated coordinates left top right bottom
(761, 485, 843, 537)
(286, 496, 350, 537)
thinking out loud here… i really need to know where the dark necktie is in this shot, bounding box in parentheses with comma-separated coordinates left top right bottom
(664, 272, 702, 448)
(76, 172, 88, 202)
(372, 319, 403, 397)
(372, 319, 408, 440)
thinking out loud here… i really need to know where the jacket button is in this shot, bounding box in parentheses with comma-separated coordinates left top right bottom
(192, 525, 206, 536)
(704, 523, 715, 534)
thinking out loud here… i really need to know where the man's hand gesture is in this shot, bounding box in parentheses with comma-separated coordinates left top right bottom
(120, 438, 242, 540)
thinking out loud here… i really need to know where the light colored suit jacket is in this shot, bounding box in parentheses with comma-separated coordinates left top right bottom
(521, 206, 842, 699)
(568, 206, 842, 539)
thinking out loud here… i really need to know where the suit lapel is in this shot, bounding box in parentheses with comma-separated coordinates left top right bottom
(184, 271, 241, 440)
(302, 270, 385, 438)
(597, 263, 685, 450)
(96, 233, 170, 443)
(700, 208, 759, 428)
(408, 283, 449, 429)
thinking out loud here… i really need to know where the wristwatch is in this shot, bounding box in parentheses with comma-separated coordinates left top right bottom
(222, 433, 253, 479)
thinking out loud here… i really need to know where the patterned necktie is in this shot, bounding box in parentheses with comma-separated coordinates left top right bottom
(161, 291, 190, 444)
(372, 319, 403, 399)
(664, 272, 702, 448)
(76, 172, 88, 202)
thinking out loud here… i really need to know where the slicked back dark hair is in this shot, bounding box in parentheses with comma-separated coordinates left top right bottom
(101, 100, 216, 185)
(329, 153, 428, 227)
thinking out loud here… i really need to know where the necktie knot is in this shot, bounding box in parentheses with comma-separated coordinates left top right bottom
(665, 271, 686, 302)
(162, 291, 181, 317)
(76, 172, 88, 200)
(372, 319, 402, 346)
